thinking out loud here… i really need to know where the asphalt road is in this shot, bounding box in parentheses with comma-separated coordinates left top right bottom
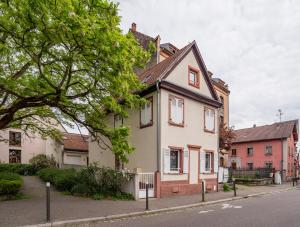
(94, 188, 300, 227)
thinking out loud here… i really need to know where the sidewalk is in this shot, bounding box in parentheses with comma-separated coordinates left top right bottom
(0, 176, 294, 227)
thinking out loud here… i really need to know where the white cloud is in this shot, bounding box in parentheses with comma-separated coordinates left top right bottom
(118, 0, 300, 129)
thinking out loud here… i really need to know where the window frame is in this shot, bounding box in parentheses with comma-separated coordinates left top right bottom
(265, 161, 273, 169)
(247, 147, 254, 156)
(204, 107, 215, 133)
(204, 151, 213, 173)
(247, 162, 253, 170)
(188, 65, 200, 88)
(265, 145, 272, 156)
(9, 149, 21, 163)
(169, 146, 184, 174)
(231, 149, 237, 156)
(9, 131, 21, 147)
(168, 95, 184, 127)
(140, 96, 153, 128)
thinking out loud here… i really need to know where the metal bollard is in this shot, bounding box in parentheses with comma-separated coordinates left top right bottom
(202, 181, 205, 202)
(46, 182, 50, 222)
(233, 179, 236, 197)
(145, 182, 149, 210)
(293, 178, 295, 187)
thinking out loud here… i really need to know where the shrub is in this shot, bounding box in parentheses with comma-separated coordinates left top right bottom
(0, 163, 37, 175)
(53, 169, 77, 191)
(76, 164, 132, 196)
(37, 167, 62, 183)
(71, 184, 91, 196)
(223, 183, 231, 192)
(0, 172, 23, 198)
(111, 192, 134, 201)
(29, 154, 57, 171)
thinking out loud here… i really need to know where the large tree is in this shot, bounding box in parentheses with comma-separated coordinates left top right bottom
(0, 0, 152, 162)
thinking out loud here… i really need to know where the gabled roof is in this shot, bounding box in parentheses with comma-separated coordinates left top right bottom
(233, 120, 299, 144)
(63, 133, 88, 152)
(138, 41, 219, 101)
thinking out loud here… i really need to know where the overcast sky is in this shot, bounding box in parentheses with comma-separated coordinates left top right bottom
(117, 0, 300, 129)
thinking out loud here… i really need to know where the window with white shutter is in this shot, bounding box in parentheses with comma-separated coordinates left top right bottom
(183, 149, 189, 174)
(163, 147, 185, 174)
(163, 148, 171, 173)
(199, 151, 205, 173)
(169, 95, 184, 126)
(204, 107, 215, 132)
(140, 97, 153, 128)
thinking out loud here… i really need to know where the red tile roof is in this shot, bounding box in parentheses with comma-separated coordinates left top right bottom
(63, 133, 88, 152)
(233, 120, 299, 143)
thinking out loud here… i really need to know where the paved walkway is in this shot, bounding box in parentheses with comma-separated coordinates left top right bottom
(0, 176, 294, 227)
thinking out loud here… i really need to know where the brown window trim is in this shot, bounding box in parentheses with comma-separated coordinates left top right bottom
(168, 146, 184, 174)
(188, 65, 200, 88)
(140, 96, 153, 129)
(168, 94, 184, 127)
(204, 107, 215, 133)
(204, 149, 214, 174)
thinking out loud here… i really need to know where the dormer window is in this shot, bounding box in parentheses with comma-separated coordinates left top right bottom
(188, 66, 200, 88)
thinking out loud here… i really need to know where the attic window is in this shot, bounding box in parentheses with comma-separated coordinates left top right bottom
(188, 66, 200, 88)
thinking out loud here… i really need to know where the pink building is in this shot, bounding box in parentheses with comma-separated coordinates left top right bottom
(229, 120, 298, 181)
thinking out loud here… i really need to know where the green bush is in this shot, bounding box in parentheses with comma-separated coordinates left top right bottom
(111, 192, 135, 201)
(71, 184, 91, 196)
(29, 154, 57, 171)
(223, 183, 231, 192)
(37, 167, 62, 183)
(0, 163, 37, 175)
(0, 172, 23, 197)
(53, 169, 77, 191)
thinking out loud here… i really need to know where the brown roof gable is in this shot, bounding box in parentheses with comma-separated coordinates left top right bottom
(63, 133, 88, 152)
(233, 120, 299, 143)
(138, 41, 219, 101)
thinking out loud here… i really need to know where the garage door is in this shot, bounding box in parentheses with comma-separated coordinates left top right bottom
(64, 154, 82, 165)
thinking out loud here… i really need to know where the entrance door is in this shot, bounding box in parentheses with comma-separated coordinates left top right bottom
(189, 150, 199, 184)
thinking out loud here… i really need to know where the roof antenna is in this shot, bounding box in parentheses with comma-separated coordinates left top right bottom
(277, 109, 283, 122)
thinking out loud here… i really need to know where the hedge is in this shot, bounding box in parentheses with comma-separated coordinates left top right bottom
(0, 172, 23, 197)
(0, 163, 37, 175)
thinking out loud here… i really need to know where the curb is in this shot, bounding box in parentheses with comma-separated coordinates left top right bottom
(20, 187, 295, 227)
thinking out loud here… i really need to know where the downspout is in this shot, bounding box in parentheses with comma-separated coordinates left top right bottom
(156, 80, 161, 172)
(216, 107, 220, 191)
(281, 138, 284, 181)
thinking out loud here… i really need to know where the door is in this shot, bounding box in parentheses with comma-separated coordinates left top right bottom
(189, 150, 199, 184)
(231, 161, 237, 169)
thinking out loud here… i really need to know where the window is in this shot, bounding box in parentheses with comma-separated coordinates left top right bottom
(140, 97, 153, 128)
(231, 149, 237, 156)
(170, 149, 181, 172)
(9, 149, 21, 163)
(205, 152, 212, 172)
(9, 131, 21, 146)
(247, 147, 253, 156)
(188, 66, 200, 88)
(204, 107, 215, 132)
(265, 162, 273, 169)
(220, 157, 225, 167)
(247, 162, 253, 170)
(169, 95, 184, 126)
(265, 145, 272, 155)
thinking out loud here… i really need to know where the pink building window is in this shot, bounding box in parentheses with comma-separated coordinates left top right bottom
(265, 145, 272, 156)
(247, 147, 253, 156)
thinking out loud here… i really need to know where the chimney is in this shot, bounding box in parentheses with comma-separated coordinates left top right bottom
(155, 35, 161, 63)
(253, 124, 256, 128)
(131, 22, 136, 32)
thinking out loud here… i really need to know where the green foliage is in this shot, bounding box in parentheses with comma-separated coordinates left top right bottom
(0, 0, 153, 162)
(223, 183, 232, 192)
(71, 183, 91, 196)
(53, 169, 77, 191)
(37, 167, 62, 183)
(92, 193, 105, 200)
(29, 154, 57, 171)
(111, 192, 134, 201)
(0, 172, 23, 198)
(0, 163, 36, 175)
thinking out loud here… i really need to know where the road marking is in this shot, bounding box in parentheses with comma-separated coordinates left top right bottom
(222, 203, 242, 209)
(198, 209, 214, 214)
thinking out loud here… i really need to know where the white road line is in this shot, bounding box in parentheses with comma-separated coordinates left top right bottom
(198, 210, 214, 214)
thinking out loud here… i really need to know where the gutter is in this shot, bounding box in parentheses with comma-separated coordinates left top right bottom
(156, 80, 161, 172)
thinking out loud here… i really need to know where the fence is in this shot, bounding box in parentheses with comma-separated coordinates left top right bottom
(229, 168, 275, 179)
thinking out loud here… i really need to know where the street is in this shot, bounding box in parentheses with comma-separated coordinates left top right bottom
(94, 188, 300, 227)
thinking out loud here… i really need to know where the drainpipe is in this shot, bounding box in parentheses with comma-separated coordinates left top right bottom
(281, 138, 284, 181)
(216, 107, 220, 191)
(156, 80, 161, 172)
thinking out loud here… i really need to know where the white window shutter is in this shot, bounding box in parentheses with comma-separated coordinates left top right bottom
(214, 152, 218, 173)
(171, 99, 176, 123)
(199, 151, 205, 173)
(178, 100, 183, 124)
(183, 149, 189, 174)
(163, 148, 171, 173)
